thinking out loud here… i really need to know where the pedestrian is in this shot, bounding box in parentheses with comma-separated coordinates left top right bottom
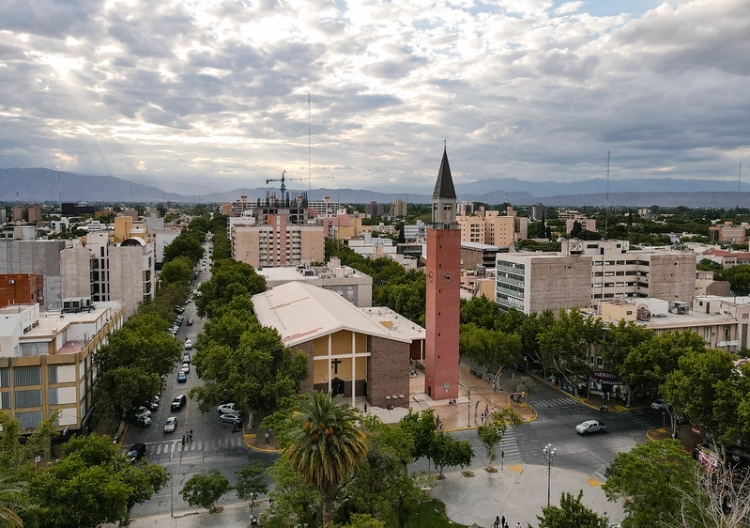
(501, 515, 505, 527)
(189, 430, 193, 442)
(494, 515, 500, 528)
(481, 414, 484, 424)
(265, 432, 270, 445)
(181, 434, 185, 446)
(485, 404, 489, 416)
(516, 522, 521, 528)
(364, 402, 367, 413)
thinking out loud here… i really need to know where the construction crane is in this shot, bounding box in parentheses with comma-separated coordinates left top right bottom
(266, 170, 334, 195)
(265, 170, 304, 195)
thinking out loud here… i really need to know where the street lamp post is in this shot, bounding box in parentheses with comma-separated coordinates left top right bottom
(542, 443, 557, 508)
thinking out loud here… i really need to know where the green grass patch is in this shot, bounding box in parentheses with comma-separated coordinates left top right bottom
(403, 499, 468, 528)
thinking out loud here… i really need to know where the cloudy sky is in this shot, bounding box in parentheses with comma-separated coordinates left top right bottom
(1, 0, 749, 194)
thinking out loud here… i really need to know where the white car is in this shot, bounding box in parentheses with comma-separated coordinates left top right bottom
(651, 399, 668, 411)
(217, 403, 236, 414)
(576, 420, 606, 435)
(181, 363, 190, 374)
(184, 340, 193, 350)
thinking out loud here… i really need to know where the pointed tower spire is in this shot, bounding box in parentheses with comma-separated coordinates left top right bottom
(431, 146, 457, 226)
(432, 146, 456, 200)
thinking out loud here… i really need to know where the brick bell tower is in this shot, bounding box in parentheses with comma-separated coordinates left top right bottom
(424, 146, 460, 401)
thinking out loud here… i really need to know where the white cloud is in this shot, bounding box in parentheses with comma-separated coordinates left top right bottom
(0, 0, 747, 194)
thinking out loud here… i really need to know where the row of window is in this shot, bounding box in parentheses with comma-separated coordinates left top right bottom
(0, 388, 66, 409)
(1, 365, 69, 387)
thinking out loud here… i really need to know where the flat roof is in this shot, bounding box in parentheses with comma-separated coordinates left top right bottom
(601, 298, 737, 328)
(252, 282, 411, 347)
(360, 307, 425, 341)
(462, 242, 501, 251)
(21, 302, 122, 340)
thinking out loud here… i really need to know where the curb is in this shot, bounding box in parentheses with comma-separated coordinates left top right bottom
(242, 426, 283, 453)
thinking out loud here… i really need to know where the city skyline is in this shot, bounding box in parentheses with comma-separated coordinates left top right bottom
(1, 0, 748, 194)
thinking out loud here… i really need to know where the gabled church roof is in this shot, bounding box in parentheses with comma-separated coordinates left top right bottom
(432, 147, 456, 200)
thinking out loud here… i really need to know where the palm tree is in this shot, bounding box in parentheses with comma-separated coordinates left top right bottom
(286, 391, 368, 527)
(0, 474, 25, 528)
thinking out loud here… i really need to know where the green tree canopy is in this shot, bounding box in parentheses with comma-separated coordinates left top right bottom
(536, 490, 608, 528)
(180, 470, 230, 513)
(195, 259, 266, 319)
(477, 409, 523, 470)
(715, 265, 750, 295)
(159, 256, 194, 288)
(602, 440, 700, 528)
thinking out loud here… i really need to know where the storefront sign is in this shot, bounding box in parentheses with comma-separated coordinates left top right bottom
(591, 370, 620, 385)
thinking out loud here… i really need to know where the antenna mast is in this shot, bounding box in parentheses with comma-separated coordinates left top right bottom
(308, 93, 312, 194)
(58, 171, 62, 213)
(738, 162, 742, 210)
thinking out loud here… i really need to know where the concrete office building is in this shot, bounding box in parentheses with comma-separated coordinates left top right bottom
(393, 199, 408, 218)
(457, 207, 528, 248)
(461, 242, 504, 270)
(0, 301, 124, 432)
(708, 222, 746, 245)
(0, 239, 66, 310)
(495, 253, 592, 314)
(60, 232, 156, 318)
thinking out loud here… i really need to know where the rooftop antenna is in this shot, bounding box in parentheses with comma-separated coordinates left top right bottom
(738, 162, 742, 210)
(58, 171, 62, 213)
(606, 151, 610, 203)
(605, 151, 610, 238)
(308, 93, 312, 194)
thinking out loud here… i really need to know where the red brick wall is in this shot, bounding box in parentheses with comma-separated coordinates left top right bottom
(367, 335, 409, 408)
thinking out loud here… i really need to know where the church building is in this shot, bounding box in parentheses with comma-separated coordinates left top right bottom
(252, 281, 424, 408)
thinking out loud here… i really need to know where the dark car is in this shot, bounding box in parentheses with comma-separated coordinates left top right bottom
(171, 394, 187, 410)
(509, 363, 525, 373)
(177, 372, 187, 383)
(186, 318, 193, 326)
(127, 443, 146, 463)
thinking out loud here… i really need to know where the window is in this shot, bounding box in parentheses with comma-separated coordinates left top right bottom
(16, 411, 42, 429)
(48, 366, 58, 384)
(14, 389, 41, 408)
(14, 367, 41, 387)
(49, 388, 58, 405)
(0, 369, 9, 388)
(0, 392, 9, 409)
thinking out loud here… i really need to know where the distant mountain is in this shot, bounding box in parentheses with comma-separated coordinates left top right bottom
(1, 167, 748, 208)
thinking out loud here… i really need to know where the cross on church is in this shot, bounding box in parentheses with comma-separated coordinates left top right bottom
(331, 358, 342, 375)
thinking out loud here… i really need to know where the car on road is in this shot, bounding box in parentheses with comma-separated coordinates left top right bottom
(171, 394, 187, 410)
(133, 414, 152, 427)
(651, 399, 668, 411)
(136, 406, 152, 418)
(164, 416, 178, 433)
(127, 443, 147, 463)
(145, 396, 160, 411)
(576, 419, 606, 435)
(220, 413, 242, 425)
(509, 363, 525, 372)
(186, 318, 193, 326)
(182, 353, 191, 363)
(181, 363, 190, 374)
(184, 339, 193, 350)
(177, 372, 187, 383)
(217, 403, 236, 414)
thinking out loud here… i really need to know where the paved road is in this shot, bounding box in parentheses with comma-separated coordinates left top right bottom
(123, 239, 279, 519)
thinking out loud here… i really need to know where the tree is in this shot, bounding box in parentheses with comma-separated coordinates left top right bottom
(602, 440, 700, 528)
(0, 474, 25, 528)
(662, 348, 750, 464)
(265, 456, 323, 527)
(536, 490, 608, 528)
(715, 265, 750, 295)
(286, 392, 368, 528)
(397, 408, 437, 463)
(180, 470, 230, 513)
(538, 309, 602, 393)
(619, 331, 705, 406)
(570, 220, 583, 238)
(342, 514, 386, 528)
(459, 324, 521, 378)
(159, 256, 194, 287)
(28, 434, 168, 528)
(477, 409, 522, 471)
(517, 310, 555, 371)
(195, 259, 266, 319)
(428, 432, 473, 478)
(163, 233, 204, 264)
(235, 461, 268, 516)
(190, 323, 308, 419)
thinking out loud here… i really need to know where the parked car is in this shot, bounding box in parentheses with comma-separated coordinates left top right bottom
(220, 413, 242, 425)
(576, 420, 606, 435)
(174, 305, 185, 314)
(651, 399, 668, 411)
(182, 353, 191, 363)
(137, 406, 152, 418)
(171, 394, 187, 410)
(145, 397, 160, 411)
(509, 363, 525, 373)
(169, 327, 178, 336)
(177, 372, 187, 383)
(217, 403, 236, 414)
(181, 363, 190, 374)
(184, 340, 193, 350)
(164, 416, 177, 433)
(133, 414, 152, 427)
(127, 443, 147, 463)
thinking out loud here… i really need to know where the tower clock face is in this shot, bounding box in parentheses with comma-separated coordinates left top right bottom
(428, 271, 434, 282)
(442, 272, 454, 284)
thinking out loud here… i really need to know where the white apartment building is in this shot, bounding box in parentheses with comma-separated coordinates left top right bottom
(0, 301, 124, 432)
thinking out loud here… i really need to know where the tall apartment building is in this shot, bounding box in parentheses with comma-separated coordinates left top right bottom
(457, 201, 474, 216)
(531, 203, 547, 221)
(496, 240, 696, 313)
(60, 232, 156, 318)
(708, 222, 747, 245)
(308, 197, 340, 218)
(365, 201, 385, 217)
(230, 194, 325, 268)
(457, 207, 528, 247)
(392, 199, 407, 217)
(0, 301, 124, 432)
(495, 254, 592, 313)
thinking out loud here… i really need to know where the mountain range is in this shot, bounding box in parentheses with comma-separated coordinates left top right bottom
(2, 167, 750, 208)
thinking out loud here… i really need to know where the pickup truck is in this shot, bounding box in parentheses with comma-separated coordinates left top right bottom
(576, 420, 606, 435)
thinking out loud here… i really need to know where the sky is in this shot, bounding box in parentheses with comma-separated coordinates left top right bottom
(1, 0, 749, 195)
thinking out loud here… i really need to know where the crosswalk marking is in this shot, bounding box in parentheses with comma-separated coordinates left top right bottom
(123, 436, 245, 456)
